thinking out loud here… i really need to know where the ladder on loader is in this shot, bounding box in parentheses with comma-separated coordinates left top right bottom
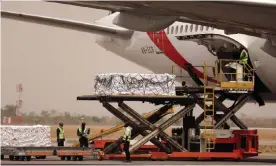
(202, 62, 216, 152)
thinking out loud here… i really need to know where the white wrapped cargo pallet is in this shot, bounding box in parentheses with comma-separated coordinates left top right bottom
(1, 125, 52, 147)
(94, 73, 176, 96)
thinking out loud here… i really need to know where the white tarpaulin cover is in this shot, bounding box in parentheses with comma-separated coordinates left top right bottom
(1, 125, 52, 147)
(94, 73, 176, 96)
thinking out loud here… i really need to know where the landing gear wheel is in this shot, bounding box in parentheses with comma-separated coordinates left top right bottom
(66, 156, 71, 160)
(26, 156, 31, 161)
(78, 156, 83, 161)
(9, 156, 14, 161)
(73, 156, 77, 161)
(61, 156, 65, 160)
(1, 155, 4, 160)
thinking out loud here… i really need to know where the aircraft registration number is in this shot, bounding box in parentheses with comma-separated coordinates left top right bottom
(141, 46, 155, 54)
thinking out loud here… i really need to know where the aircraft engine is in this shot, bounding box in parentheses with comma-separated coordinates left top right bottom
(113, 12, 179, 32)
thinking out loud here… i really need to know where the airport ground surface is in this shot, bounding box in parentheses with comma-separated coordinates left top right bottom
(1, 154, 276, 165)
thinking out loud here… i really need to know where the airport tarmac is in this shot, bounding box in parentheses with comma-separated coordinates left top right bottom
(1, 154, 276, 165)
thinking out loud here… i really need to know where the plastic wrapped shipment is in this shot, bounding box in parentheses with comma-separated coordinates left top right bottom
(1, 125, 52, 147)
(94, 73, 176, 96)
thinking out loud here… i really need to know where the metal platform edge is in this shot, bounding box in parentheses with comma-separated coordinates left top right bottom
(77, 95, 195, 105)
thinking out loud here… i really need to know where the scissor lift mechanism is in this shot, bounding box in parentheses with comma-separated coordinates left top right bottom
(77, 95, 196, 155)
(75, 60, 257, 160)
(72, 107, 174, 148)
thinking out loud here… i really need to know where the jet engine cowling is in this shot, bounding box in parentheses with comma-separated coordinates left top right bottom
(113, 12, 179, 32)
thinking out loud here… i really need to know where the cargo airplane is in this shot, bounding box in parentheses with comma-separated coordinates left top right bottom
(2, 1, 276, 106)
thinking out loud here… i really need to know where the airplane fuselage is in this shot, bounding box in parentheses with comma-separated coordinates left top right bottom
(95, 21, 276, 102)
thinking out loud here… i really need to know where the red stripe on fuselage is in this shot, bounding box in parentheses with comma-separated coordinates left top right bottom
(146, 31, 218, 84)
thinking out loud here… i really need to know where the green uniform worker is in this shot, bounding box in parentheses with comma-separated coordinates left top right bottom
(239, 49, 248, 65)
(77, 122, 90, 147)
(122, 123, 132, 162)
(57, 122, 65, 146)
(238, 48, 249, 81)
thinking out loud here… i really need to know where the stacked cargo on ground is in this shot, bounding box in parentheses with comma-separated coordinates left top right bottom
(1, 125, 51, 147)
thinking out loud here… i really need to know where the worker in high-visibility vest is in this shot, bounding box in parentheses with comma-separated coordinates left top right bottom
(122, 123, 132, 162)
(239, 48, 249, 65)
(77, 122, 90, 147)
(224, 48, 249, 81)
(238, 48, 249, 81)
(56, 122, 65, 146)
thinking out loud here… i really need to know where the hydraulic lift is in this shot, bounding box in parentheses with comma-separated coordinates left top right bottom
(77, 95, 196, 156)
(76, 59, 258, 161)
(72, 106, 174, 148)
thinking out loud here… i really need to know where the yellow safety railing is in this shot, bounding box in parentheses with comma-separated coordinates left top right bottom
(215, 59, 255, 89)
(170, 59, 255, 90)
(171, 65, 184, 78)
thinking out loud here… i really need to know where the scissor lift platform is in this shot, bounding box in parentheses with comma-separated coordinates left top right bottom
(78, 94, 196, 155)
(75, 60, 257, 161)
(76, 93, 258, 161)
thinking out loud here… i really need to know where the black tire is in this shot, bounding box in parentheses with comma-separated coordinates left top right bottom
(26, 156, 31, 161)
(73, 156, 77, 161)
(104, 142, 121, 154)
(35, 156, 40, 159)
(66, 156, 71, 160)
(61, 156, 65, 160)
(9, 156, 14, 161)
(19, 156, 25, 161)
(15, 156, 20, 161)
(78, 156, 83, 161)
(41, 156, 46, 159)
